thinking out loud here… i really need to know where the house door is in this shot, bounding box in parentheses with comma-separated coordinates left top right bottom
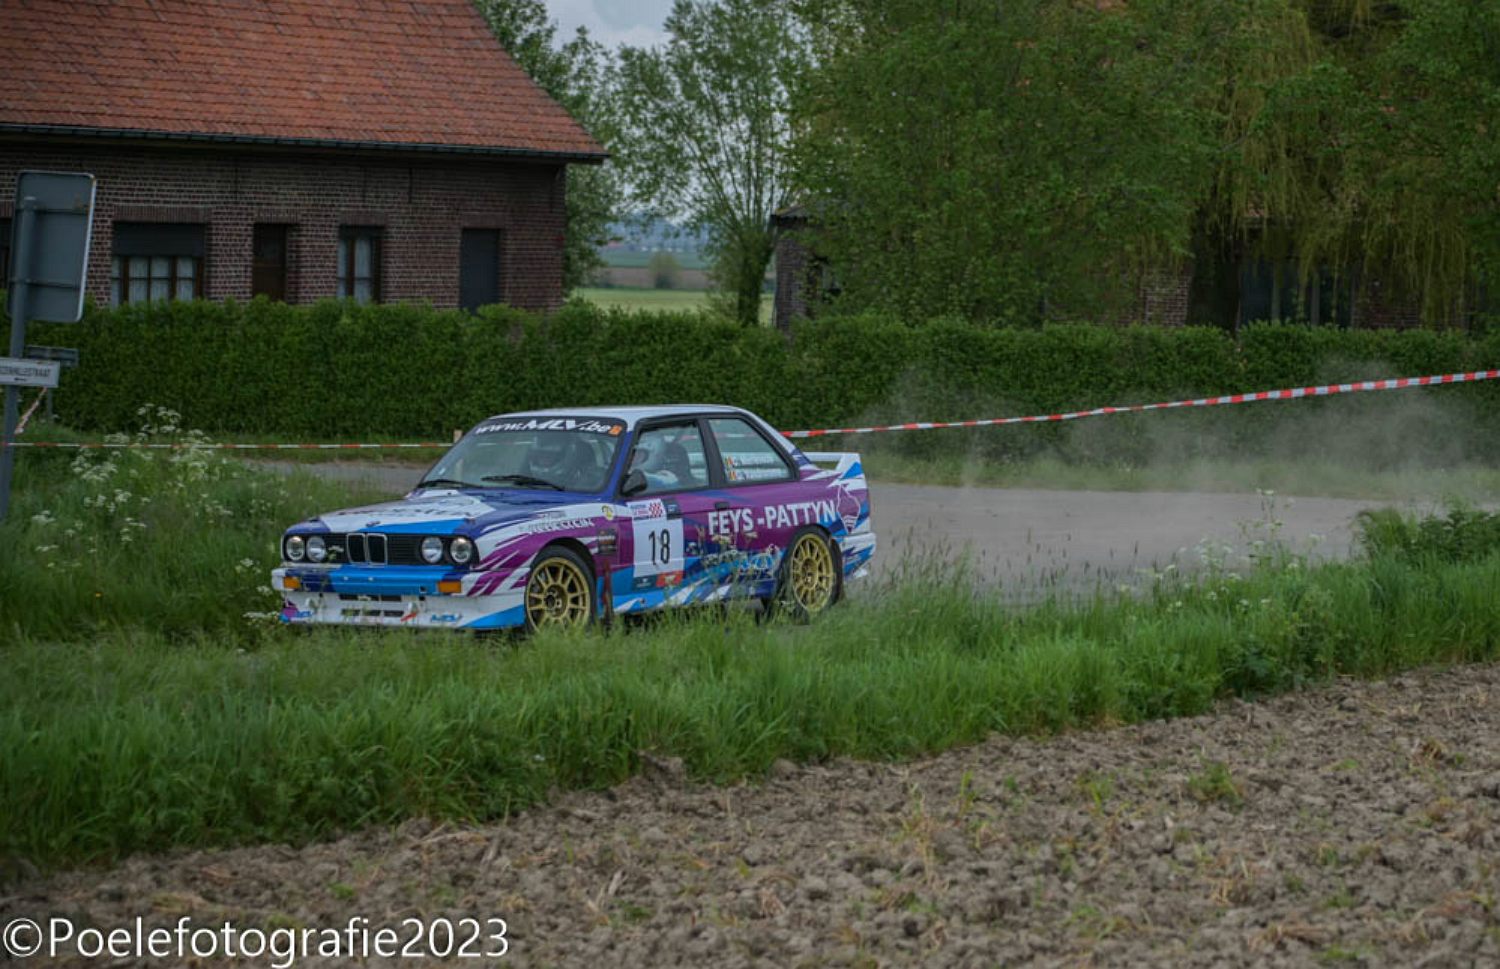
(460, 229, 501, 312)
(251, 224, 288, 301)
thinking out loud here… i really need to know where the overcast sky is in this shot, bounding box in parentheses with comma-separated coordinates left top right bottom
(546, 0, 672, 49)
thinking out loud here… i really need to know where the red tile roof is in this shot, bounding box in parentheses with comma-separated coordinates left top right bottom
(0, 0, 606, 160)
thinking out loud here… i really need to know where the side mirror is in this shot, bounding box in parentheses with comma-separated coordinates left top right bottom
(621, 468, 648, 497)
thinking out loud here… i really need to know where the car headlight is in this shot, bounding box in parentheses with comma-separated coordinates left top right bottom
(449, 536, 475, 566)
(306, 535, 327, 563)
(421, 536, 445, 564)
(285, 535, 306, 562)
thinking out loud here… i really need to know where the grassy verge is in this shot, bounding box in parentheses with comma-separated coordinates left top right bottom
(5, 427, 1498, 871)
(5, 502, 1500, 869)
(0, 409, 388, 641)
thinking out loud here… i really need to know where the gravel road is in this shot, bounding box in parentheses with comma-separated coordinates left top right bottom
(8, 663, 1499, 967)
(271, 461, 1392, 595)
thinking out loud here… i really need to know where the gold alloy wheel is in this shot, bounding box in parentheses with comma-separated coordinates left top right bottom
(787, 531, 837, 614)
(525, 555, 592, 629)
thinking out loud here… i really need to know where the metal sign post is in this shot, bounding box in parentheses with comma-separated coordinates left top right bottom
(1, 171, 95, 522)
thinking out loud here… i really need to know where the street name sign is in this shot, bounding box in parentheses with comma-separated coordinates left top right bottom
(0, 357, 62, 388)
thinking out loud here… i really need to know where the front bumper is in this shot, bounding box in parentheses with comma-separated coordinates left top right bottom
(271, 565, 525, 630)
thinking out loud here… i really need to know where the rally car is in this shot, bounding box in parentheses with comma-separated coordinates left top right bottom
(271, 405, 876, 630)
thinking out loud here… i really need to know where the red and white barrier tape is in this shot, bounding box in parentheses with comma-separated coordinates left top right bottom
(3, 368, 1497, 449)
(0, 441, 452, 450)
(781, 369, 1500, 439)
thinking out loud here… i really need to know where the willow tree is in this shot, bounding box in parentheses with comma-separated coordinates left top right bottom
(1196, 0, 1500, 324)
(1180, 0, 1328, 325)
(791, 0, 1304, 323)
(1333, 0, 1500, 321)
(793, 0, 1498, 326)
(615, 0, 809, 325)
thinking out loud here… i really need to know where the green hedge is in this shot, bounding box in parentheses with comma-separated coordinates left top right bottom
(12, 296, 1500, 465)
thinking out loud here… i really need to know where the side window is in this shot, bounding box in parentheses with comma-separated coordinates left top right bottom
(628, 423, 710, 495)
(708, 417, 794, 484)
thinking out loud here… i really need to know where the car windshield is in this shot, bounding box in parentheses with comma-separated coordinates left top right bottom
(419, 417, 626, 494)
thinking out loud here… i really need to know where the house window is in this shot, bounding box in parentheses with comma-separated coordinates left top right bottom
(111, 222, 205, 305)
(459, 228, 501, 312)
(1238, 259, 1350, 328)
(337, 226, 382, 303)
(252, 224, 291, 302)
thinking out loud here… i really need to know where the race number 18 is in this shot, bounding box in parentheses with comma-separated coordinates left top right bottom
(631, 517, 683, 577)
(646, 527, 670, 565)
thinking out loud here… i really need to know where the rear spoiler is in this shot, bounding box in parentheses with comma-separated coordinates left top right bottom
(801, 451, 865, 480)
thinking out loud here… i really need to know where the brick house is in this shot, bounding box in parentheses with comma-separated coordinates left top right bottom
(0, 0, 605, 312)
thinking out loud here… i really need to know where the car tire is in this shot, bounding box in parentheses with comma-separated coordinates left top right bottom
(772, 526, 843, 622)
(524, 545, 596, 632)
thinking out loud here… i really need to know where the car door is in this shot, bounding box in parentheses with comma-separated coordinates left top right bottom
(700, 414, 801, 598)
(614, 419, 719, 612)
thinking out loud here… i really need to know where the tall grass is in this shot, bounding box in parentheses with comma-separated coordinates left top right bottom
(5, 428, 1499, 871)
(5, 535, 1500, 871)
(1357, 504, 1500, 563)
(0, 407, 386, 642)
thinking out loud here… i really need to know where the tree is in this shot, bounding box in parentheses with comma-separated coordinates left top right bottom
(791, 0, 1263, 323)
(1186, 0, 1500, 325)
(616, 0, 810, 325)
(648, 251, 684, 289)
(1335, 0, 1500, 320)
(473, 0, 624, 291)
(794, 0, 1498, 327)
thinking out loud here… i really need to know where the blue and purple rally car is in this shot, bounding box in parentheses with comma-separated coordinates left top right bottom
(271, 405, 876, 630)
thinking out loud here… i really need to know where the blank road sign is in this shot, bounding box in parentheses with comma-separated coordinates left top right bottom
(7, 171, 97, 324)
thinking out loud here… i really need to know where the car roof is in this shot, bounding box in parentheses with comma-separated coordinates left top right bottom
(483, 404, 752, 429)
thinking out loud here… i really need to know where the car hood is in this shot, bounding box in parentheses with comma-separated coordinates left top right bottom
(295, 488, 587, 535)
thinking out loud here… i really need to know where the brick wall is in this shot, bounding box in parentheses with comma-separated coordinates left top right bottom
(1351, 279, 1425, 329)
(772, 218, 812, 332)
(1136, 269, 1191, 326)
(0, 139, 569, 311)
